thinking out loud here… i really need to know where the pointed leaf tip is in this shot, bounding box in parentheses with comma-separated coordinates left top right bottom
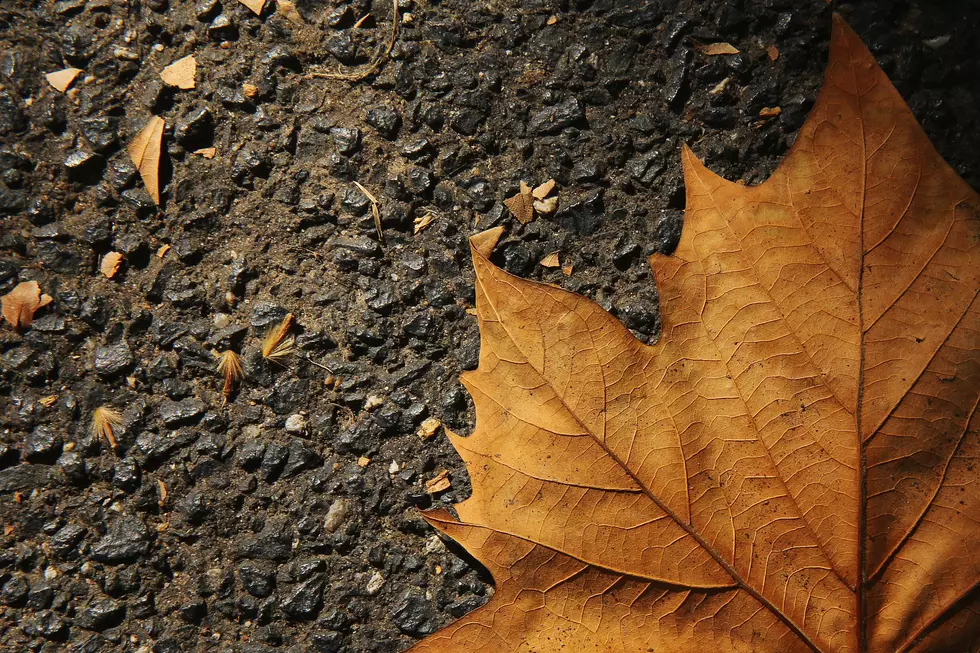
(469, 226, 504, 259)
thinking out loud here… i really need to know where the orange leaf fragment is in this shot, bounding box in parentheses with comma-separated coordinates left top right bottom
(1, 281, 53, 330)
(767, 44, 780, 61)
(100, 252, 124, 278)
(238, 0, 267, 15)
(277, 0, 304, 24)
(194, 147, 217, 159)
(697, 42, 739, 55)
(503, 182, 534, 224)
(531, 179, 556, 200)
(407, 16, 980, 653)
(425, 470, 451, 494)
(45, 67, 82, 93)
(127, 116, 165, 205)
(160, 55, 197, 89)
(539, 251, 560, 268)
(759, 106, 782, 118)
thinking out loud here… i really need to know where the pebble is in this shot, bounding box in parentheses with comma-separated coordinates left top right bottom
(390, 590, 437, 636)
(239, 564, 275, 597)
(93, 342, 134, 378)
(285, 414, 308, 434)
(57, 452, 86, 484)
(24, 426, 61, 462)
(365, 571, 385, 596)
(280, 578, 325, 619)
(112, 458, 141, 492)
(323, 499, 350, 533)
(365, 106, 401, 138)
(528, 97, 585, 135)
(158, 397, 207, 427)
(90, 516, 150, 564)
(50, 523, 86, 558)
(329, 127, 361, 154)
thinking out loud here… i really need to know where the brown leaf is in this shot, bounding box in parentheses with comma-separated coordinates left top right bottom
(1, 281, 53, 330)
(160, 55, 197, 89)
(759, 106, 782, 118)
(539, 251, 560, 268)
(100, 252, 124, 278)
(697, 42, 740, 55)
(408, 17, 980, 653)
(193, 147, 216, 159)
(127, 116, 165, 205)
(238, 0, 266, 15)
(767, 44, 780, 61)
(45, 67, 82, 93)
(504, 182, 534, 224)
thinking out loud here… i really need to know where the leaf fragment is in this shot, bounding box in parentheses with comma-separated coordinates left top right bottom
(238, 0, 267, 15)
(2, 281, 53, 330)
(531, 179, 556, 200)
(193, 147, 217, 159)
(413, 213, 435, 234)
(425, 470, 451, 494)
(417, 417, 442, 440)
(759, 106, 782, 118)
(127, 116, 165, 205)
(539, 251, 560, 268)
(697, 42, 740, 55)
(45, 67, 82, 93)
(504, 182, 534, 224)
(767, 44, 780, 61)
(100, 252, 124, 279)
(160, 55, 197, 89)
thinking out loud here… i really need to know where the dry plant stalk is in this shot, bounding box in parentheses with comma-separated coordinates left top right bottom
(261, 313, 296, 362)
(91, 406, 123, 450)
(353, 181, 384, 244)
(215, 349, 244, 404)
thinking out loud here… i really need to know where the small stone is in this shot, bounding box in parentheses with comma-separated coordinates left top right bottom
(158, 397, 206, 427)
(285, 414, 308, 434)
(323, 499, 350, 533)
(90, 516, 150, 564)
(391, 590, 437, 636)
(260, 442, 288, 481)
(57, 452, 86, 484)
(24, 426, 61, 462)
(365, 571, 385, 596)
(528, 97, 585, 135)
(365, 106, 401, 139)
(112, 458, 141, 492)
(239, 564, 275, 597)
(75, 599, 124, 631)
(2, 575, 29, 606)
(281, 578, 325, 620)
(329, 127, 361, 154)
(282, 440, 319, 477)
(94, 342, 134, 378)
(50, 523, 86, 558)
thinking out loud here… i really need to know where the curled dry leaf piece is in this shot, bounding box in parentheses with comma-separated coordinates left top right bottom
(697, 41, 740, 55)
(413, 213, 435, 234)
(193, 147, 216, 159)
(45, 67, 82, 93)
(160, 55, 197, 90)
(101, 252, 124, 278)
(759, 106, 782, 118)
(2, 281, 53, 330)
(531, 179, 556, 200)
(408, 17, 980, 653)
(127, 116, 165, 205)
(425, 470, 451, 494)
(238, 0, 266, 15)
(503, 181, 534, 224)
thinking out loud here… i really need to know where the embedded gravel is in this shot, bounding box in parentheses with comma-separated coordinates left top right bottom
(1, 0, 979, 651)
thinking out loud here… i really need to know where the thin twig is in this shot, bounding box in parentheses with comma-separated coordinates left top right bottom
(353, 181, 384, 244)
(304, 0, 399, 82)
(304, 355, 334, 373)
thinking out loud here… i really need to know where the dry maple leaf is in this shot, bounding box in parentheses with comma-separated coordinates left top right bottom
(128, 115, 165, 205)
(1, 281, 53, 330)
(408, 17, 980, 653)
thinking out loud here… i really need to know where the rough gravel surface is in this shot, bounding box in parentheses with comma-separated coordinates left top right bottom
(1, 0, 979, 651)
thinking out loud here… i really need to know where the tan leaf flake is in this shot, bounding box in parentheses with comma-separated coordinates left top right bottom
(759, 106, 782, 118)
(709, 76, 731, 95)
(407, 17, 980, 653)
(539, 252, 560, 268)
(101, 252, 124, 279)
(357, 456, 371, 468)
(504, 182, 534, 224)
(157, 244, 171, 258)
(531, 179, 556, 200)
(39, 395, 57, 408)
(697, 42, 740, 55)
(561, 263, 573, 277)
(127, 115, 165, 205)
(45, 67, 82, 93)
(767, 44, 780, 61)
(160, 55, 197, 89)
(2, 281, 53, 330)
(414, 213, 435, 234)
(425, 470, 451, 494)
(238, 0, 267, 15)
(193, 147, 217, 159)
